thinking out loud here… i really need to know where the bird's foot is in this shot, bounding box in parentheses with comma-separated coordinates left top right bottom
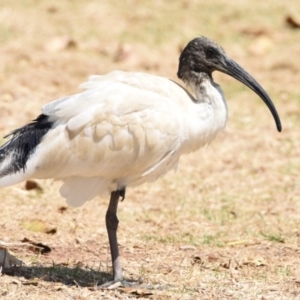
(99, 277, 145, 289)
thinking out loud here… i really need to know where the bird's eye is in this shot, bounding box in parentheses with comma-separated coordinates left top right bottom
(193, 66, 202, 73)
(205, 47, 218, 58)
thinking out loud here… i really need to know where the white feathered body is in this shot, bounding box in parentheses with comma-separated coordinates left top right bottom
(0, 71, 227, 207)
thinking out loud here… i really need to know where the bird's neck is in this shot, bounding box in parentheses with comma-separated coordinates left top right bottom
(181, 73, 228, 153)
(186, 72, 227, 108)
(183, 72, 211, 102)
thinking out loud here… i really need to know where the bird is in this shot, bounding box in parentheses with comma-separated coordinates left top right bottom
(0, 36, 281, 286)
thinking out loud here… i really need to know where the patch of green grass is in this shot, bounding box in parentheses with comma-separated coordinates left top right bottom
(260, 231, 285, 243)
(143, 231, 225, 247)
(282, 161, 300, 175)
(143, 232, 199, 245)
(201, 233, 224, 247)
(275, 265, 292, 277)
(202, 205, 237, 226)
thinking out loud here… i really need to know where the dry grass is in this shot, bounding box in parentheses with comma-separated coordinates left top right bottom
(1, 0, 300, 299)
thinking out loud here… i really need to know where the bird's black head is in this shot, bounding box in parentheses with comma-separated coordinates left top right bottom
(177, 36, 227, 80)
(177, 36, 282, 132)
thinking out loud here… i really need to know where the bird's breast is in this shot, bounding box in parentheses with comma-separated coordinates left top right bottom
(180, 82, 228, 154)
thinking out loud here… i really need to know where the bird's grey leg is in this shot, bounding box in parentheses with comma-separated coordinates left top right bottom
(101, 188, 147, 289)
(106, 189, 124, 282)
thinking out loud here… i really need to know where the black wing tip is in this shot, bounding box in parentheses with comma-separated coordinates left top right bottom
(0, 114, 53, 177)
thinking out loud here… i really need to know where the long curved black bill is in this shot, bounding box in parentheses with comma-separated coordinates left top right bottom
(222, 58, 282, 132)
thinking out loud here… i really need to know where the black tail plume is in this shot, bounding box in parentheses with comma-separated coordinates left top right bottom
(0, 114, 53, 177)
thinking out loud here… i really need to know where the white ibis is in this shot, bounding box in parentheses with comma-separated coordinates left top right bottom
(0, 36, 281, 286)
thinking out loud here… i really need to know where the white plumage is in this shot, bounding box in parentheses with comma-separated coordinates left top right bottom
(0, 71, 227, 206)
(0, 36, 281, 286)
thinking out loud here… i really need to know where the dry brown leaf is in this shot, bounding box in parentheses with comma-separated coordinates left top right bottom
(58, 206, 68, 213)
(286, 14, 300, 28)
(21, 219, 56, 235)
(21, 220, 46, 233)
(207, 253, 219, 262)
(44, 228, 57, 235)
(21, 238, 51, 254)
(25, 180, 42, 191)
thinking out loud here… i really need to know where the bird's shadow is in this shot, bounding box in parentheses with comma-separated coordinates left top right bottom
(3, 263, 114, 287)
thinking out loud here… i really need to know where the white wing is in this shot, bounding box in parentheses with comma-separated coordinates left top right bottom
(29, 72, 194, 205)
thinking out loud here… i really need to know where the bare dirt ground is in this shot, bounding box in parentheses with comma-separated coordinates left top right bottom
(0, 0, 300, 299)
